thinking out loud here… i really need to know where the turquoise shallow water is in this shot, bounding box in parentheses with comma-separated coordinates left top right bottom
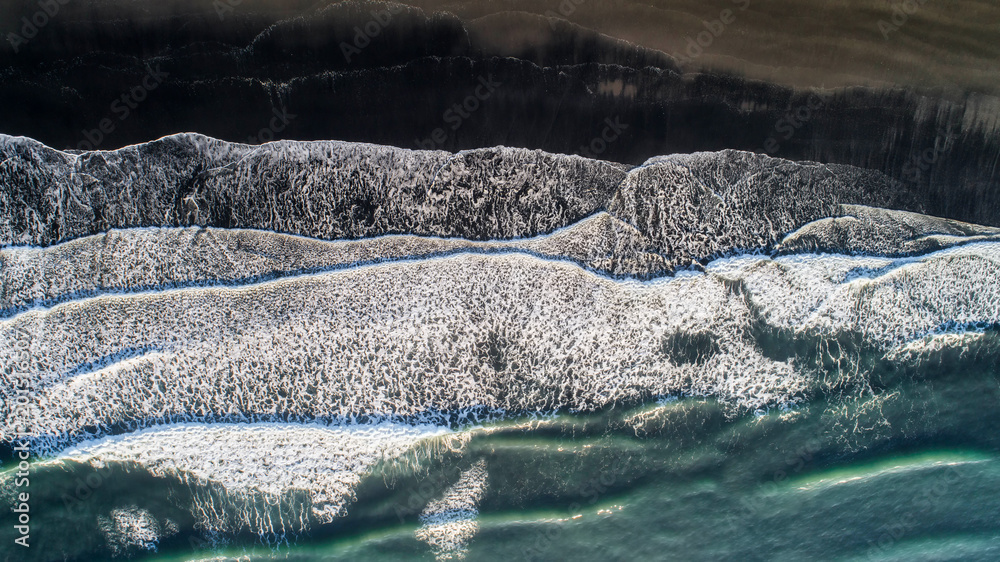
(4, 333, 1000, 562)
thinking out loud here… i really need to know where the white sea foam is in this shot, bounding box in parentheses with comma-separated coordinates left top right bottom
(97, 506, 178, 556)
(4, 242, 1000, 451)
(708, 242, 1000, 344)
(416, 459, 489, 560)
(0, 212, 659, 315)
(60, 422, 450, 533)
(2, 252, 804, 451)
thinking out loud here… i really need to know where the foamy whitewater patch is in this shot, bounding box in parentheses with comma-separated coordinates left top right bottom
(707, 242, 1000, 344)
(58, 422, 451, 532)
(776, 204, 1000, 256)
(97, 506, 178, 556)
(2, 252, 803, 452)
(6, 205, 995, 319)
(0, 213, 660, 317)
(415, 459, 489, 560)
(884, 330, 996, 365)
(4, 242, 1000, 451)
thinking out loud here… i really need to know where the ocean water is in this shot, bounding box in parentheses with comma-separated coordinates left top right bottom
(2, 1, 999, 558)
(3, 230, 1000, 561)
(5, 361, 1000, 561)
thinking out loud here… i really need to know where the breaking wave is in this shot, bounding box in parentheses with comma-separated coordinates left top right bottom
(2, 135, 999, 560)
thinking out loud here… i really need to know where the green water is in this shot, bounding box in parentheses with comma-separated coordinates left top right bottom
(3, 341, 999, 562)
